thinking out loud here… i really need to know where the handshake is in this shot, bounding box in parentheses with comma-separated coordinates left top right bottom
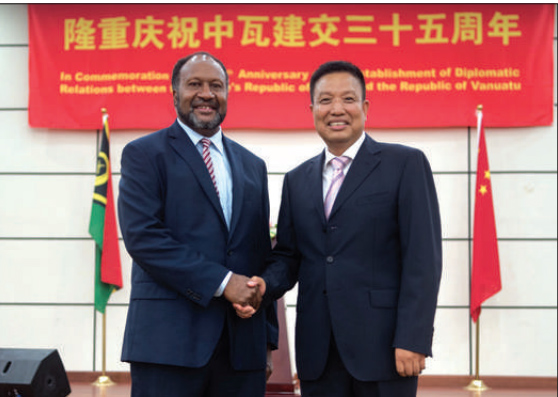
(223, 273, 267, 319)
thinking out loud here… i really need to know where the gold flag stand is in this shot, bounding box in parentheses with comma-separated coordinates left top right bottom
(92, 311, 116, 387)
(466, 105, 490, 394)
(465, 318, 490, 393)
(92, 108, 116, 388)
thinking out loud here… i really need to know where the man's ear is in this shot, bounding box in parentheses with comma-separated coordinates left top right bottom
(362, 99, 370, 116)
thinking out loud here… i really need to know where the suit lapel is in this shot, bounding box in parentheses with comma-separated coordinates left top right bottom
(223, 137, 244, 238)
(329, 135, 381, 219)
(167, 122, 226, 224)
(306, 151, 328, 224)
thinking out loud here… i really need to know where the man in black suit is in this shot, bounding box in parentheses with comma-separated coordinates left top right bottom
(239, 60, 442, 397)
(118, 51, 277, 397)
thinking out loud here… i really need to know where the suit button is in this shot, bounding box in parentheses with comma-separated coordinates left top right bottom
(227, 250, 233, 256)
(323, 290, 327, 295)
(326, 256, 334, 263)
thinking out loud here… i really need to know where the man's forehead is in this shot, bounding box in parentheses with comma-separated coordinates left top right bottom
(182, 55, 224, 77)
(315, 74, 360, 92)
(317, 72, 357, 84)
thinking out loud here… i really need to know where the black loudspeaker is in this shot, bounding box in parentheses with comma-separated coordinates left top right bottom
(0, 349, 71, 397)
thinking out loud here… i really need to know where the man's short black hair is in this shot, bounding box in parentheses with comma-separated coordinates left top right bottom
(171, 51, 229, 92)
(309, 60, 366, 104)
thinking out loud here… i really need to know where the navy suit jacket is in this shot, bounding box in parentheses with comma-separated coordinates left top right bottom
(118, 121, 277, 370)
(263, 135, 442, 381)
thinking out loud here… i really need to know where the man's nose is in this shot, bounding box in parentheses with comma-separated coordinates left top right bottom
(331, 98, 345, 113)
(198, 83, 215, 99)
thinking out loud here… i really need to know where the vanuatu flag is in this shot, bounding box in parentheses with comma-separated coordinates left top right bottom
(88, 111, 123, 313)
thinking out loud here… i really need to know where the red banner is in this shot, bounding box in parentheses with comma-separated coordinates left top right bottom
(28, 4, 554, 130)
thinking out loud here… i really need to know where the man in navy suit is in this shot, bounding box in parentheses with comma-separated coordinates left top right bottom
(118, 52, 277, 397)
(239, 60, 442, 396)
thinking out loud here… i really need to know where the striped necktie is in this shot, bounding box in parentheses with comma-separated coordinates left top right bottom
(201, 138, 219, 196)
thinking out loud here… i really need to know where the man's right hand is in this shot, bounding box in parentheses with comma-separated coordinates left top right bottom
(223, 273, 263, 311)
(232, 276, 266, 319)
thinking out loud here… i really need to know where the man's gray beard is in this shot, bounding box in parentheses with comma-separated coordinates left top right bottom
(182, 110, 226, 131)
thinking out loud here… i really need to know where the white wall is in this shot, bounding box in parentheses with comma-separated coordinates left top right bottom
(0, 4, 556, 378)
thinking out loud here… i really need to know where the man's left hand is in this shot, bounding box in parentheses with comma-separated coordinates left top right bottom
(395, 348, 426, 377)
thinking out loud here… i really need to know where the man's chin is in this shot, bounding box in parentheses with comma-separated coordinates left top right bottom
(184, 113, 225, 132)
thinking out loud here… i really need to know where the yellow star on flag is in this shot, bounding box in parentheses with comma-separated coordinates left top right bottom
(484, 170, 491, 179)
(479, 185, 488, 195)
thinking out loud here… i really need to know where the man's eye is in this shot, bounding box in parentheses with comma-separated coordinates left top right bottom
(319, 98, 332, 104)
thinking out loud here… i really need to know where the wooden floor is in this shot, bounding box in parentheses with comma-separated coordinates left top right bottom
(68, 383, 557, 397)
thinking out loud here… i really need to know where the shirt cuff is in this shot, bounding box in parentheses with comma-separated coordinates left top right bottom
(214, 271, 232, 297)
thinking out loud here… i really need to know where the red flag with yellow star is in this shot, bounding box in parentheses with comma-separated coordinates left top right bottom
(471, 107, 502, 322)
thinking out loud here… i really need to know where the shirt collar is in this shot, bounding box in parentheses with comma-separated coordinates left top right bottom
(176, 117, 225, 154)
(324, 132, 366, 166)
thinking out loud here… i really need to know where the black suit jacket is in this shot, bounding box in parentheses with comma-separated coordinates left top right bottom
(263, 134, 442, 381)
(118, 121, 277, 370)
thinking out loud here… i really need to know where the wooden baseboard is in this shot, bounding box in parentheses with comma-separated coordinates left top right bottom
(417, 375, 557, 389)
(67, 372, 130, 384)
(66, 371, 295, 393)
(67, 372, 557, 390)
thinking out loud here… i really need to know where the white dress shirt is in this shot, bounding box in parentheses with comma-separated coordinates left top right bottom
(322, 132, 366, 201)
(177, 118, 233, 296)
(177, 118, 233, 227)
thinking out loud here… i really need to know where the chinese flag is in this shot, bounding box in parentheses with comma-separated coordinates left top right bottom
(471, 107, 502, 322)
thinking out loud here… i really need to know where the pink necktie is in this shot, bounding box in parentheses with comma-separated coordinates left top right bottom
(201, 138, 219, 196)
(324, 156, 350, 219)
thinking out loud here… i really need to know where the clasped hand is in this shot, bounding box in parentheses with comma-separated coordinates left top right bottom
(223, 274, 266, 319)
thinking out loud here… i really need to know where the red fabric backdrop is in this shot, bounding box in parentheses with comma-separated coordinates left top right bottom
(28, 4, 554, 130)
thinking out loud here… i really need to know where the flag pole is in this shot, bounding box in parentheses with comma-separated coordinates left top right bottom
(465, 104, 490, 393)
(92, 107, 116, 387)
(465, 317, 489, 391)
(93, 311, 115, 386)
